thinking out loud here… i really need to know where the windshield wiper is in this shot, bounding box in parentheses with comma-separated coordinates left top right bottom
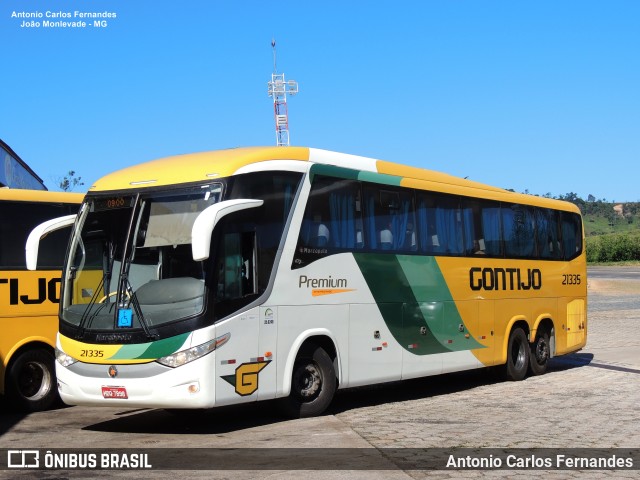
(76, 274, 106, 340)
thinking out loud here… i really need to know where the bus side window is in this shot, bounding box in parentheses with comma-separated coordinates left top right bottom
(217, 231, 257, 301)
(0, 201, 74, 269)
(561, 212, 583, 260)
(363, 184, 415, 253)
(502, 204, 536, 258)
(535, 208, 562, 259)
(427, 194, 464, 255)
(295, 176, 362, 265)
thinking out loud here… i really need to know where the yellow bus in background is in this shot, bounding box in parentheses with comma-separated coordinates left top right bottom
(28, 147, 586, 417)
(1, 188, 83, 411)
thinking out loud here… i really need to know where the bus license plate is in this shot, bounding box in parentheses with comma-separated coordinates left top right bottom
(102, 386, 128, 399)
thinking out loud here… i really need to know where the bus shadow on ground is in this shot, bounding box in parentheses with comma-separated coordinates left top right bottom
(548, 352, 594, 371)
(329, 369, 501, 415)
(82, 401, 286, 435)
(0, 396, 70, 436)
(82, 369, 503, 435)
(82, 356, 596, 435)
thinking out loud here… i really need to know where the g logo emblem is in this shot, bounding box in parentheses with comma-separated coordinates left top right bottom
(235, 362, 269, 396)
(221, 361, 270, 396)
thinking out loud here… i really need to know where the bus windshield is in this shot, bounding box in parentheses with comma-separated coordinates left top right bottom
(62, 185, 222, 336)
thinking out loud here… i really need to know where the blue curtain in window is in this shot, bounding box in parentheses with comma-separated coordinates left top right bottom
(391, 197, 412, 250)
(365, 194, 378, 250)
(300, 218, 311, 245)
(462, 208, 474, 253)
(435, 205, 463, 254)
(417, 200, 428, 253)
(482, 207, 502, 255)
(329, 190, 356, 249)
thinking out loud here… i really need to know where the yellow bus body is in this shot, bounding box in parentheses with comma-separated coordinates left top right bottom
(0, 188, 83, 410)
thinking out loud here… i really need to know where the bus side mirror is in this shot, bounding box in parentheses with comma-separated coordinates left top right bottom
(25, 214, 77, 271)
(191, 199, 264, 261)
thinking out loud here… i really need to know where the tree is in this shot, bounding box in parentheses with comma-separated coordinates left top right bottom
(58, 171, 84, 192)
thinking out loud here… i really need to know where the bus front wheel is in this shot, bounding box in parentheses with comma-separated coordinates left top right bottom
(279, 344, 336, 418)
(504, 328, 529, 381)
(529, 330, 550, 376)
(6, 348, 58, 412)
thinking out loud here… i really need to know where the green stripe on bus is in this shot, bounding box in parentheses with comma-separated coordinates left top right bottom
(309, 164, 402, 187)
(357, 171, 402, 186)
(108, 343, 149, 359)
(309, 164, 360, 181)
(397, 256, 484, 351)
(353, 253, 483, 354)
(110, 332, 190, 360)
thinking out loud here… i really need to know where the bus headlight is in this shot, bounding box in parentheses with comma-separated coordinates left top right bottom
(55, 348, 78, 367)
(156, 333, 230, 368)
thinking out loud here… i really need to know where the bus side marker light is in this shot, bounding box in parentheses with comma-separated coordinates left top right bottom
(188, 383, 200, 394)
(408, 344, 418, 349)
(447, 340, 453, 344)
(382, 342, 388, 347)
(221, 359, 236, 365)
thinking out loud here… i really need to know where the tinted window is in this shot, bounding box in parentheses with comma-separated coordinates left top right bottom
(534, 208, 562, 260)
(416, 192, 464, 255)
(461, 198, 502, 256)
(295, 176, 363, 268)
(502, 204, 536, 258)
(363, 184, 416, 252)
(561, 212, 583, 260)
(0, 201, 77, 269)
(292, 174, 583, 265)
(227, 172, 302, 291)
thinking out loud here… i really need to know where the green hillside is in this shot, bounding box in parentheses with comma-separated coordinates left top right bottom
(553, 194, 640, 262)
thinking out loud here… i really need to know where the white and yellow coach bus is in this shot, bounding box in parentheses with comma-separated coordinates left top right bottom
(27, 147, 586, 417)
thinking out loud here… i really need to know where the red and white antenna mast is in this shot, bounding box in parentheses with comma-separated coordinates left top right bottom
(267, 39, 298, 146)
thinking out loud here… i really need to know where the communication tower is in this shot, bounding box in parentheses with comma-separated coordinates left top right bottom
(267, 39, 298, 146)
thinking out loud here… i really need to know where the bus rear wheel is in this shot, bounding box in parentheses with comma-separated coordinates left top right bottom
(279, 344, 336, 418)
(504, 328, 529, 381)
(6, 348, 58, 412)
(529, 330, 550, 376)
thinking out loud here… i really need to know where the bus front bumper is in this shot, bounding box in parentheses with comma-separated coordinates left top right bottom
(55, 353, 217, 409)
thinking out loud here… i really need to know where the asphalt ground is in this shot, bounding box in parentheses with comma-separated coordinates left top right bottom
(1, 266, 639, 479)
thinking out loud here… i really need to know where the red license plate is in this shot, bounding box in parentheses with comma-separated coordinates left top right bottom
(101, 386, 128, 399)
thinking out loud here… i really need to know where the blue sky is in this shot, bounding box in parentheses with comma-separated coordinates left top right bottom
(1, 1, 638, 201)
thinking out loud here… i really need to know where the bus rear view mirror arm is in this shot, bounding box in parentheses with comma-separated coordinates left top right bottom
(25, 214, 77, 271)
(191, 199, 264, 261)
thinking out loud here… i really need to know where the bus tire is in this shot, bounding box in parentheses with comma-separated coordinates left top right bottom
(504, 328, 529, 381)
(6, 348, 58, 412)
(529, 330, 550, 376)
(279, 344, 336, 418)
